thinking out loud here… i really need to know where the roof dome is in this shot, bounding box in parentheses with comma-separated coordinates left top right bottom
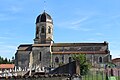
(36, 12, 53, 24)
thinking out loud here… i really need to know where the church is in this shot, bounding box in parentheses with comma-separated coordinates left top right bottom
(15, 11, 111, 70)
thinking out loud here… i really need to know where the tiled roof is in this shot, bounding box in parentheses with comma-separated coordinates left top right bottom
(0, 64, 14, 69)
(52, 45, 108, 53)
(17, 42, 108, 52)
(19, 44, 32, 47)
(18, 44, 32, 51)
(32, 44, 50, 47)
(52, 51, 107, 54)
(18, 47, 30, 50)
(112, 58, 120, 62)
(52, 42, 108, 47)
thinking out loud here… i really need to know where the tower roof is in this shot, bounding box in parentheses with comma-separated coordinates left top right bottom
(36, 11, 53, 24)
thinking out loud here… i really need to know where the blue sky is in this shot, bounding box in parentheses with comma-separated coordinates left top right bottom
(0, 0, 120, 59)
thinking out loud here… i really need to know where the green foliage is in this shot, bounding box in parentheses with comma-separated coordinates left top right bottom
(58, 62, 64, 66)
(82, 71, 106, 80)
(0, 56, 13, 64)
(72, 54, 91, 76)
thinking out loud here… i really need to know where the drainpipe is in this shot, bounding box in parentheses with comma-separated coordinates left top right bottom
(50, 42, 53, 67)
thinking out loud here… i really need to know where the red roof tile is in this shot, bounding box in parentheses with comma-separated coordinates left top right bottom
(32, 44, 50, 47)
(52, 43, 107, 47)
(52, 51, 107, 54)
(0, 64, 14, 69)
(112, 58, 120, 62)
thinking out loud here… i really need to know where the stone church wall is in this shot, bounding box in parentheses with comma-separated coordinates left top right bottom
(32, 46, 51, 68)
(52, 53, 109, 68)
(0, 76, 69, 80)
(52, 54, 71, 67)
(15, 51, 30, 69)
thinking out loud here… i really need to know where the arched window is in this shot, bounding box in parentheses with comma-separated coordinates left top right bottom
(69, 57, 72, 63)
(62, 55, 64, 63)
(55, 57, 59, 63)
(111, 69, 114, 76)
(36, 27, 39, 38)
(39, 52, 41, 61)
(99, 57, 103, 63)
(48, 26, 51, 34)
(41, 26, 44, 33)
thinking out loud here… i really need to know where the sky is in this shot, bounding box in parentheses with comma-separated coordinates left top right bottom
(0, 0, 120, 59)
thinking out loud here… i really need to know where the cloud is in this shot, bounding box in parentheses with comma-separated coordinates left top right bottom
(111, 50, 120, 59)
(0, 45, 17, 50)
(0, 50, 15, 59)
(71, 17, 88, 25)
(0, 50, 13, 53)
(86, 38, 98, 42)
(56, 17, 93, 31)
(0, 36, 12, 39)
(95, 33, 104, 36)
(8, 6, 22, 13)
(0, 5, 22, 21)
(85, 38, 104, 42)
(69, 17, 93, 31)
(0, 13, 16, 21)
(0, 44, 17, 59)
(70, 26, 92, 31)
(6, 45, 17, 50)
(0, 42, 4, 44)
(111, 14, 120, 19)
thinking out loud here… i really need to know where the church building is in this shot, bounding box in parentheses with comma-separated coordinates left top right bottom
(15, 11, 111, 70)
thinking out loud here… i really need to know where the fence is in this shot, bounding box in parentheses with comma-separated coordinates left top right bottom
(0, 74, 81, 80)
(81, 68, 120, 80)
(0, 75, 69, 80)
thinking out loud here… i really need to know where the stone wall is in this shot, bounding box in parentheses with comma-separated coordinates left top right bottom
(32, 46, 51, 68)
(0, 74, 81, 80)
(52, 54, 72, 67)
(0, 76, 69, 80)
(52, 53, 109, 68)
(15, 51, 30, 69)
(50, 61, 79, 75)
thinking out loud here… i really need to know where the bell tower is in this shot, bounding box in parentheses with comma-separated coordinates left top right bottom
(34, 11, 53, 44)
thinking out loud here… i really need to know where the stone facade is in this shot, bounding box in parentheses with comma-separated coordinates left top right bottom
(15, 11, 111, 70)
(51, 43, 110, 68)
(15, 44, 32, 69)
(34, 12, 53, 44)
(32, 44, 51, 68)
(112, 58, 120, 68)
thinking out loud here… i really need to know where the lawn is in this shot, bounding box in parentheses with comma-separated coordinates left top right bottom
(81, 71, 119, 80)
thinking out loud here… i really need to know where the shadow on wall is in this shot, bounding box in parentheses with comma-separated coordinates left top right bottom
(50, 61, 78, 75)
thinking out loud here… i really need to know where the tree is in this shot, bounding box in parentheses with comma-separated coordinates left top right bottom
(72, 54, 91, 76)
(0, 56, 13, 64)
(4, 58, 8, 64)
(12, 56, 15, 64)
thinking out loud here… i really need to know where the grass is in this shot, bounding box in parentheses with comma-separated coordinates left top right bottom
(81, 71, 120, 80)
(116, 76, 120, 80)
(82, 73, 105, 80)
